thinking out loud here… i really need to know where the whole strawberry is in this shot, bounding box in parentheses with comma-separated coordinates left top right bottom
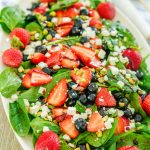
(118, 145, 139, 150)
(142, 94, 150, 115)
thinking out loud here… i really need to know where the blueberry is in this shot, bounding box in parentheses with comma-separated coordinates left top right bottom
(80, 36, 90, 44)
(79, 144, 86, 150)
(45, 12, 52, 21)
(48, 29, 56, 37)
(88, 83, 98, 93)
(25, 14, 36, 22)
(91, 72, 98, 82)
(79, 94, 87, 104)
(23, 54, 28, 61)
(118, 98, 128, 108)
(136, 70, 144, 79)
(124, 109, 133, 119)
(42, 67, 53, 75)
(38, 96, 45, 104)
(134, 114, 143, 122)
(87, 94, 96, 103)
(68, 90, 78, 99)
(74, 18, 83, 28)
(98, 107, 108, 117)
(35, 45, 48, 54)
(75, 118, 87, 132)
(70, 26, 81, 35)
(68, 82, 77, 89)
(112, 92, 124, 101)
(66, 99, 76, 106)
(80, 8, 89, 16)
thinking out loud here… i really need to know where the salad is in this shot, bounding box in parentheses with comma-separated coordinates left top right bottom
(0, 0, 150, 150)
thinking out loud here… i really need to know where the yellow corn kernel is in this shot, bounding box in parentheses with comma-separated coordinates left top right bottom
(43, 29, 48, 35)
(96, 131, 102, 137)
(86, 143, 91, 150)
(46, 34, 52, 41)
(18, 66, 24, 73)
(50, 11, 56, 17)
(75, 148, 80, 150)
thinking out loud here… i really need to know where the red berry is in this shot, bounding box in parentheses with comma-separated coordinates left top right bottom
(31, 53, 46, 64)
(89, 9, 100, 19)
(89, 18, 102, 29)
(142, 94, 150, 115)
(35, 131, 60, 150)
(123, 49, 142, 71)
(72, 2, 84, 9)
(97, 2, 116, 20)
(10, 28, 30, 48)
(117, 145, 139, 150)
(2, 48, 23, 68)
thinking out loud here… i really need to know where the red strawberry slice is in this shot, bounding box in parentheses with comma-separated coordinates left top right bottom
(47, 79, 67, 106)
(95, 88, 116, 107)
(123, 49, 142, 71)
(55, 22, 74, 37)
(33, 3, 48, 14)
(87, 112, 105, 132)
(115, 117, 130, 135)
(41, 0, 56, 2)
(142, 94, 150, 115)
(71, 67, 92, 88)
(59, 117, 79, 139)
(87, 55, 102, 68)
(72, 2, 84, 9)
(97, 2, 116, 20)
(10, 28, 30, 48)
(90, 18, 102, 29)
(117, 146, 139, 150)
(2, 48, 23, 68)
(31, 53, 46, 64)
(45, 51, 61, 67)
(89, 9, 100, 19)
(22, 73, 32, 88)
(61, 58, 79, 69)
(35, 131, 60, 150)
(31, 70, 52, 86)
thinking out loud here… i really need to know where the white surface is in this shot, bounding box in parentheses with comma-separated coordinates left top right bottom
(0, 1, 150, 150)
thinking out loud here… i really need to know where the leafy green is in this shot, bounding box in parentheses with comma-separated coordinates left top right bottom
(129, 92, 147, 118)
(60, 139, 72, 150)
(9, 100, 30, 136)
(21, 61, 34, 69)
(75, 101, 86, 113)
(50, 0, 79, 11)
(32, 134, 38, 146)
(30, 117, 60, 138)
(0, 68, 21, 98)
(0, 6, 25, 32)
(90, 0, 108, 8)
(107, 143, 116, 150)
(25, 22, 43, 40)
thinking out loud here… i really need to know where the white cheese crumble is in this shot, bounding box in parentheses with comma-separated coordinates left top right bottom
(104, 75, 108, 81)
(53, 65, 61, 70)
(107, 108, 117, 114)
(125, 74, 131, 79)
(63, 134, 71, 142)
(43, 126, 50, 132)
(67, 107, 76, 116)
(110, 30, 117, 36)
(95, 39, 102, 46)
(11, 94, 18, 102)
(55, 34, 61, 39)
(30, 105, 41, 115)
(101, 29, 110, 36)
(68, 143, 75, 148)
(104, 118, 114, 129)
(98, 49, 106, 59)
(110, 66, 119, 75)
(62, 17, 72, 23)
(38, 87, 47, 94)
(117, 81, 125, 88)
(24, 99, 30, 107)
(38, 62, 48, 68)
(45, 52, 51, 58)
(109, 57, 119, 65)
(23, 45, 35, 55)
(82, 27, 96, 38)
(51, 17, 58, 24)
(117, 109, 124, 117)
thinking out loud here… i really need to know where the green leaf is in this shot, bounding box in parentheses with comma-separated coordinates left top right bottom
(9, 100, 30, 136)
(107, 142, 116, 150)
(30, 117, 60, 138)
(89, 0, 108, 8)
(21, 61, 34, 69)
(32, 134, 38, 146)
(75, 101, 86, 113)
(60, 139, 72, 150)
(129, 92, 147, 118)
(0, 6, 25, 32)
(0, 68, 21, 98)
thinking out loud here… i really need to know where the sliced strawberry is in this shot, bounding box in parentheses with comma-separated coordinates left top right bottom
(142, 94, 150, 115)
(35, 131, 60, 150)
(95, 88, 116, 107)
(87, 55, 101, 68)
(87, 112, 105, 132)
(90, 18, 102, 29)
(31, 53, 46, 64)
(45, 51, 61, 67)
(33, 3, 48, 14)
(22, 73, 32, 88)
(31, 70, 52, 86)
(89, 9, 100, 19)
(47, 79, 67, 106)
(41, 0, 56, 2)
(97, 2, 116, 20)
(59, 117, 79, 139)
(10, 28, 30, 48)
(117, 146, 139, 150)
(123, 49, 142, 71)
(55, 22, 74, 37)
(72, 2, 84, 9)
(71, 67, 92, 88)
(115, 117, 130, 135)
(61, 58, 79, 69)
(2, 48, 23, 68)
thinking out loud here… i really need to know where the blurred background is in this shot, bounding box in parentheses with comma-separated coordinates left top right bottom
(0, 0, 150, 150)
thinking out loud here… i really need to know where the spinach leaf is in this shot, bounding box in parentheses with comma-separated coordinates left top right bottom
(108, 143, 116, 150)
(26, 22, 43, 40)
(21, 61, 34, 69)
(0, 68, 21, 98)
(9, 100, 30, 136)
(44, 70, 70, 97)
(129, 93, 147, 118)
(75, 101, 86, 113)
(30, 117, 60, 138)
(32, 134, 38, 146)
(0, 6, 25, 32)
(89, 0, 108, 8)
(86, 117, 118, 147)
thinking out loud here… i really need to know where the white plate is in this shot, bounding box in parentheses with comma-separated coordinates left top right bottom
(0, 1, 150, 150)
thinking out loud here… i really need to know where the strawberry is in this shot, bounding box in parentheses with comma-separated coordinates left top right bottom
(31, 70, 52, 86)
(59, 117, 79, 139)
(115, 117, 130, 135)
(117, 146, 139, 150)
(10, 28, 30, 48)
(71, 67, 92, 88)
(31, 53, 46, 64)
(72, 2, 84, 9)
(61, 58, 79, 69)
(47, 79, 67, 106)
(89, 18, 102, 29)
(87, 55, 102, 68)
(87, 112, 105, 132)
(142, 94, 150, 115)
(2, 48, 23, 68)
(22, 73, 32, 88)
(55, 22, 74, 37)
(35, 131, 60, 150)
(45, 51, 61, 67)
(123, 49, 142, 71)
(89, 9, 100, 19)
(95, 88, 116, 107)
(33, 3, 48, 14)
(97, 2, 116, 20)
(41, 0, 56, 2)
